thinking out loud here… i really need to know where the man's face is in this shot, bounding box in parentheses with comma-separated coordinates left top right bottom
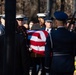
(45, 21, 52, 28)
(17, 20, 23, 26)
(1, 18, 5, 26)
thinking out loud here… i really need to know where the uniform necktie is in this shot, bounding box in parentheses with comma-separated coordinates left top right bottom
(47, 29, 49, 31)
(47, 29, 51, 33)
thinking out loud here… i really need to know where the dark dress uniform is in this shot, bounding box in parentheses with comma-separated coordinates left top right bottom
(0, 24, 5, 75)
(14, 26, 30, 75)
(45, 11, 76, 75)
(0, 24, 5, 36)
(0, 35, 4, 75)
(40, 18, 53, 75)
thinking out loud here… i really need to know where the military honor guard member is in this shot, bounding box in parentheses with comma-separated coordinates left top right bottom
(15, 14, 30, 75)
(45, 11, 76, 75)
(41, 17, 53, 33)
(40, 17, 53, 75)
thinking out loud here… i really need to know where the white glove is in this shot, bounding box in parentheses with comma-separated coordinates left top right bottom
(29, 47, 32, 51)
(46, 73, 49, 75)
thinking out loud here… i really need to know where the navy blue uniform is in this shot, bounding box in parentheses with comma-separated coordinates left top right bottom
(0, 35, 4, 75)
(14, 26, 30, 75)
(0, 24, 5, 36)
(41, 18, 53, 75)
(45, 27, 76, 75)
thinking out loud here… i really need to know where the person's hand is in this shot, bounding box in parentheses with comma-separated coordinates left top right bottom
(29, 47, 32, 52)
(45, 73, 49, 75)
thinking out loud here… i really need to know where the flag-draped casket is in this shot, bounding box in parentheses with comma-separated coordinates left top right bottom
(27, 30, 48, 56)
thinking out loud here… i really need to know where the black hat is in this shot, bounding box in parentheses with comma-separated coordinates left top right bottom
(45, 17, 53, 23)
(54, 11, 68, 21)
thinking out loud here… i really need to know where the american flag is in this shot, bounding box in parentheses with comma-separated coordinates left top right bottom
(27, 30, 48, 55)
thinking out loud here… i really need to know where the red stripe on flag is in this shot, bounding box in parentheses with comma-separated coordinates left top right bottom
(30, 40, 45, 46)
(42, 30, 49, 37)
(32, 32, 41, 39)
(32, 49, 45, 56)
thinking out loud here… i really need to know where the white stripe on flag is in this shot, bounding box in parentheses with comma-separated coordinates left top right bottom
(30, 45, 45, 51)
(31, 31, 47, 42)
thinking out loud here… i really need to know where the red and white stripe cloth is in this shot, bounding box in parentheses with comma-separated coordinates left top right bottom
(27, 30, 48, 55)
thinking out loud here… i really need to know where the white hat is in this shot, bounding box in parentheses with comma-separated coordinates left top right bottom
(1, 14, 5, 19)
(0, 14, 3, 17)
(37, 13, 46, 17)
(16, 14, 25, 19)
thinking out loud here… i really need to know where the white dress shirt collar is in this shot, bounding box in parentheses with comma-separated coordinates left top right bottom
(45, 28, 51, 33)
